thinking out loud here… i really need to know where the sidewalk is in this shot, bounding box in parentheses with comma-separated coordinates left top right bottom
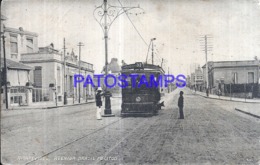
(194, 90, 260, 103)
(2, 98, 95, 110)
(193, 89, 260, 118)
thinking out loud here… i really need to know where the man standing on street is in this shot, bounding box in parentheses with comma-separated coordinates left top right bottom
(178, 91, 184, 119)
(95, 87, 103, 120)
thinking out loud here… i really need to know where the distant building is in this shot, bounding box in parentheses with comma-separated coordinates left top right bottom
(186, 75, 191, 88)
(102, 58, 121, 74)
(97, 58, 122, 96)
(190, 66, 204, 91)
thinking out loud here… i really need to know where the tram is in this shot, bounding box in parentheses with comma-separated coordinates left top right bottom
(121, 62, 165, 116)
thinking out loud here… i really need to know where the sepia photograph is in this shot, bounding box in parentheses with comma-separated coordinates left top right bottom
(1, 0, 260, 164)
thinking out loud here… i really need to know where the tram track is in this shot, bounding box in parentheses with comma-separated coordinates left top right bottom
(93, 116, 160, 164)
(25, 117, 123, 165)
(94, 93, 179, 164)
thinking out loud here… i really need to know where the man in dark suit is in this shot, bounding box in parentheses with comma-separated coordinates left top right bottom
(178, 91, 184, 119)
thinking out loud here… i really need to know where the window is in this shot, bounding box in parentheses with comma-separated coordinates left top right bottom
(10, 89, 18, 93)
(10, 35, 18, 58)
(26, 37, 34, 53)
(248, 72, 254, 83)
(232, 72, 238, 84)
(57, 86, 61, 93)
(57, 66, 61, 93)
(69, 75, 73, 94)
(10, 96, 22, 104)
(34, 66, 42, 87)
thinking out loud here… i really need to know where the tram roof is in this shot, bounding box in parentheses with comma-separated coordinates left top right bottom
(121, 63, 165, 73)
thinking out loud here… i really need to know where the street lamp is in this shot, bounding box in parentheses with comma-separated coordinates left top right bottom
(93, 0, 144, 117)
(145, 38, 156, 64)
(77, 42, 84, 103)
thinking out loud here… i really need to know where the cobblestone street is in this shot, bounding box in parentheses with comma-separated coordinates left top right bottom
(1, 89, 260, 164)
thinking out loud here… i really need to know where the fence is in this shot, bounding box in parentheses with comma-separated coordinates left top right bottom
(223, 83, 260, 98)
(32, 87, 52, 102)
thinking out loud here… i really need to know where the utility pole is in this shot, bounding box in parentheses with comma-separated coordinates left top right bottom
(200, 35, 213, 91)
(63, 38, 67, 105)
(204, 35, 208, 89)
(2, 35, 8, 109)
(152, 40, 154, 65)
(168, 67, 170, 93)
(94, 0, 144, 117)
(161, 58, 164, 68)
(77, 42, 84, 103)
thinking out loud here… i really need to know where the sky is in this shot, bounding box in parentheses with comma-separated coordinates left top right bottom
(2, 0, 260, 75)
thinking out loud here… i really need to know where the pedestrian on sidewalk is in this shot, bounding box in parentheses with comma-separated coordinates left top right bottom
(206, 88, 209, 97)
(178, 91, 184, 119)
(96, 87, 103, 120)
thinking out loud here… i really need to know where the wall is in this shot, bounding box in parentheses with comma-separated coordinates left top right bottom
(4, 28, 38, 62)
(213, 66, 258, 87)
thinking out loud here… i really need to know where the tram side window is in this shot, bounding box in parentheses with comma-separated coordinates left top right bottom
(126, 79, 132, 88)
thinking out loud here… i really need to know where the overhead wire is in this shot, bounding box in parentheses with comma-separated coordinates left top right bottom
(117, 0, 148, 47)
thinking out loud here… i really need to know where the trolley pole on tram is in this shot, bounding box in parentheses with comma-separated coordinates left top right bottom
(145, 38, 156, 64)
(94, 0, 144, 117)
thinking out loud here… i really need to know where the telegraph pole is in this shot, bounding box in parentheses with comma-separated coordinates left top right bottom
(2, 35, 8, 109)
(200, 35, 213, 91)
(63, 38, 67, 105)
(152, 40, 154, 65)
(161, 58, 164, 68)
(168, 67, 170, 93)
(204, 35, 208, 89)
(77, 42, 84, 103)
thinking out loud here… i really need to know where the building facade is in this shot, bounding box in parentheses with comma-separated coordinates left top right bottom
(3, 27, 38, 61)
(190, 66, 204, 91)
(202, 60, 260, 97)
(0, 59, 32, 106)
(1, 19, 37, 107)
(20, 45, 94, 103)
(1, 24, 94, 107)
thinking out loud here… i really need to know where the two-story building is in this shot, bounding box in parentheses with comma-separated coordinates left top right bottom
(1, 23, 94, 107)
(1, 25, 37, 108)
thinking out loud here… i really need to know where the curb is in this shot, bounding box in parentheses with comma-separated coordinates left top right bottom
(3, 101, 95, 110)
(46, 101, 95, 109)
(195, 92, 260, 104)
(234, 108, 260, 119)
